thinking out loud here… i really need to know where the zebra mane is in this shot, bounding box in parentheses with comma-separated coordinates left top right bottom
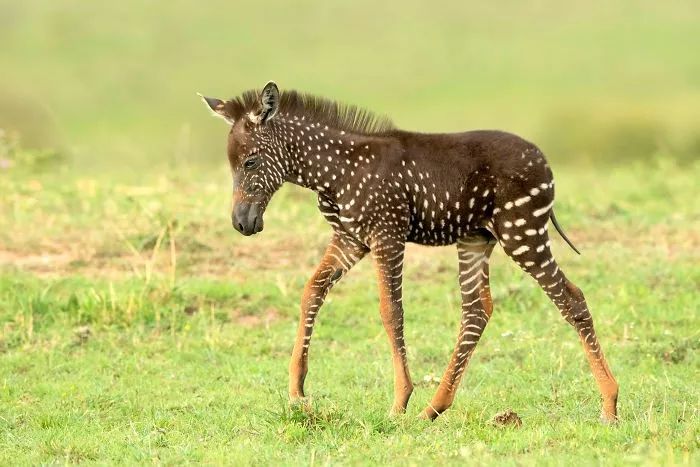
(226, 89, 395, 135)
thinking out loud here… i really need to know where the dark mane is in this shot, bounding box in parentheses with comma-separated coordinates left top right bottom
(227, 89, 395, 135)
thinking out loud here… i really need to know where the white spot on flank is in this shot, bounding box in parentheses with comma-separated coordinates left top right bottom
(512, 245, 530, 256)
(514, 196, 531, 206)
(533, 201, 554, 217)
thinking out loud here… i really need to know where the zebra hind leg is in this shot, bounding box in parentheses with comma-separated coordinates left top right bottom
(502, 232, 619, 423)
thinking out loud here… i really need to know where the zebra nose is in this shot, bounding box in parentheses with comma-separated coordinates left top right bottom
(231, 215, 245, 234)
(232, 202, 264, 236)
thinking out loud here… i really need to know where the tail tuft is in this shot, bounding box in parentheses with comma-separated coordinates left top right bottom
(550, 210, 581, 255)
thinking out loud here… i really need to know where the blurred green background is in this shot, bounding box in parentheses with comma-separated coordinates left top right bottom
(1, 0, 698, 172)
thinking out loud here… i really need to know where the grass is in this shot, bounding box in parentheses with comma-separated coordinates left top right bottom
(0, 0, 699, 464)
(0, 157, 698, 465)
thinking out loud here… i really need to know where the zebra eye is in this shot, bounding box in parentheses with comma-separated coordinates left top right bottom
(244, 156, 260, 170)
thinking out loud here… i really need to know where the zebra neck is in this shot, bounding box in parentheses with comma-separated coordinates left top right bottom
(282, 122, 384, 203)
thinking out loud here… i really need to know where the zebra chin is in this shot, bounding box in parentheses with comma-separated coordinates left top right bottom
(231, 202, 265, 236)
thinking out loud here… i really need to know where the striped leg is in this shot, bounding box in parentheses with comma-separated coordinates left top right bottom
(372, 239, 414, 415)
(289, 234, 368, 401)
(421, 236, 496, 420)
(503, 234, 619, 422)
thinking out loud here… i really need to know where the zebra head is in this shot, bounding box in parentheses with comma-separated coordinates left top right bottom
(200, 81, 291, 236)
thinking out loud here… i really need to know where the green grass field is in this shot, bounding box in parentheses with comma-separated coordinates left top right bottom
(1, 0, 699, 465)
(1, 157, 698, 464)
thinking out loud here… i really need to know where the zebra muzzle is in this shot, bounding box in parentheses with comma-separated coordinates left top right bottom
(232, 202, 264, 236)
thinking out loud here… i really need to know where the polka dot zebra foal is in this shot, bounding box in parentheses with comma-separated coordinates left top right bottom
(199, 81, 619, 423)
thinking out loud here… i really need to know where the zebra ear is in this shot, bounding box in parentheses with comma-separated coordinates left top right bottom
(198, 93, 235, 125)
(256, 81, 280, 124)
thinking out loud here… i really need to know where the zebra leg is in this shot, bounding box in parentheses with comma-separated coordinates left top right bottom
(421, 236, 496, 420)
(288, 234, 368, 401)
(502, 234, 619, 422)
(371, 239, 414, 416)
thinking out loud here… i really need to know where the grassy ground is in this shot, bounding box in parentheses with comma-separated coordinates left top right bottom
(1, 0, 699, 464)
(1, 158, 698, 465)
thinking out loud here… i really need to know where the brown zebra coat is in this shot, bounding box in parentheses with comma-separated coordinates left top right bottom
(200, 82, 619, 422)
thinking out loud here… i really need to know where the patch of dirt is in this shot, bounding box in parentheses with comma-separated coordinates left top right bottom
(0, 230, 322, 281)
(2, 215, 697, 280)
(0, 243, 127, 278)
(404, 243, 455, 280)
(660, 339, 696, 364)
(73, 325, 91, 346)
(0, 250, 74, 270)
(183, 305, 199, 316)
(490, 409, 522, 428)
(231, 307, 280, 328)
(571, 223, 700, 260)
(186, 235, 320, 278)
